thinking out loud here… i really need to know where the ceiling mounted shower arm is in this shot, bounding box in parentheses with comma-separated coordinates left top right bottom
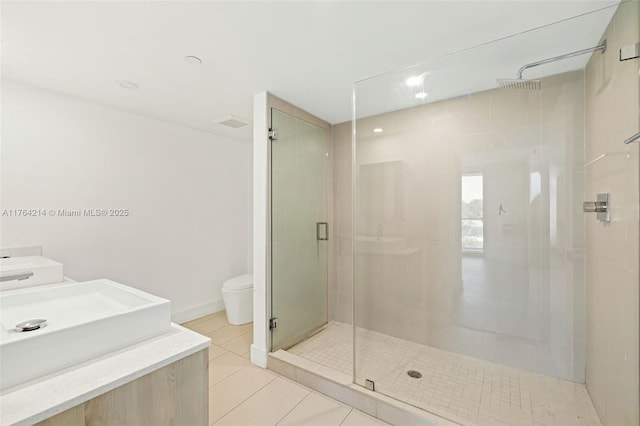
(517, 40, 607, 79)
(624, 131, 640, 145)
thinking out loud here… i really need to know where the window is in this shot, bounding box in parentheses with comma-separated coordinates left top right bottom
(461, 174, 483, 252)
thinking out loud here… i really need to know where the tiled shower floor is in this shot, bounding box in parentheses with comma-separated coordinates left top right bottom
(289, 321, 601, 426)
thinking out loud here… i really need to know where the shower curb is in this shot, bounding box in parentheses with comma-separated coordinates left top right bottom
(268, 350, 475, 426)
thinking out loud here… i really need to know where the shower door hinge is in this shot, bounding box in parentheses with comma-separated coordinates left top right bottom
(269, 317, 278, 330)
(268, 128, 279, 141)
(365, 379, 375, 392)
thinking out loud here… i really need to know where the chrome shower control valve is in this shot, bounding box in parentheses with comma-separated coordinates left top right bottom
(583, 193, 610, 223)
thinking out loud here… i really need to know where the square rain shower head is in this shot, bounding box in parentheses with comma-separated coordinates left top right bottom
(496, 78, 541, 90)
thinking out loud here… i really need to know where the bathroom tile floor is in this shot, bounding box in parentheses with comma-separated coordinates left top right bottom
(289, 321, 602, 426)
(182, 312, 388, 426)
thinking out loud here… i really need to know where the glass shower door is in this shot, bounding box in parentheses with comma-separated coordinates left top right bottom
(270, 108, 329, 350)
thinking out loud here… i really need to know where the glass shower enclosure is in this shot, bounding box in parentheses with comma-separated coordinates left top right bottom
(346, 4, 637, 425)
(276, 4, 637, 426)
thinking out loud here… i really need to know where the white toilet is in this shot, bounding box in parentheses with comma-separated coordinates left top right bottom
(221, 274, 253, 325)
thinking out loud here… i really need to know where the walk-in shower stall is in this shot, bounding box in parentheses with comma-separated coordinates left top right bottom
(267, 3, 639, 425)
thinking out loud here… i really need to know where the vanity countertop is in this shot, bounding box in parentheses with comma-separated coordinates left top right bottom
(0, 323, 210, 426)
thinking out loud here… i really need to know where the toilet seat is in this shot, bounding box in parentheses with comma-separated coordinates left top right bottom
(223, 274, 253, 291)
(221, 274, 253, 325)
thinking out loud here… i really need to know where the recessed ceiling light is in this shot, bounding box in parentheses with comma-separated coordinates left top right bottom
(414, 92, 428, 99)
(116, 80, 139, 89)
(406, 76, 422, 86)
(373, 128, 383, 133)
(184, 55, 203, 65)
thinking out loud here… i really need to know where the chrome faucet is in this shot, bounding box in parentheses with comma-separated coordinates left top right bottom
(0, 271, 34, 282)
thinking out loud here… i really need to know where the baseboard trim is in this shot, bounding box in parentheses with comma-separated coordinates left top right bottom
(250, 344, 268, 368)
(171, 299, 225, 324)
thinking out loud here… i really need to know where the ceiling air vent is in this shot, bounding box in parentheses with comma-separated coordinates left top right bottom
(215, 115, 252, 129)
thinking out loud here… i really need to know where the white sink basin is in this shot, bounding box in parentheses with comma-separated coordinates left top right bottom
(0, 256, 64, 291)
(0, 279, 171, 390)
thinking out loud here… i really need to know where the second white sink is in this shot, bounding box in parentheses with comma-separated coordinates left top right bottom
(0, 256, 64, 291)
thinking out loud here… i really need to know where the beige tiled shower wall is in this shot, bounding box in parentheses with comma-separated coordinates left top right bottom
(332, 68, 588, 382)
(584, 1, 640, 425)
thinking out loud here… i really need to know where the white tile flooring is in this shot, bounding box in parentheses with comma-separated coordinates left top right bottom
(290, 321, 602, 426)
(182, 312, 389, 426)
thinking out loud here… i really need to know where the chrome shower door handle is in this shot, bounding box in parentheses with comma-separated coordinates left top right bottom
(316, 222, 328, 241)
(583, 193, 610, 222)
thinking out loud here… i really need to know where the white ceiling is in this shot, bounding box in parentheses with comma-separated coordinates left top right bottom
(1, 1, 619, 140)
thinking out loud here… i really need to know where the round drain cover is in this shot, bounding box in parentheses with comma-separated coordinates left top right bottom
(407, 370, 422, 379)
(15, 319, 47, 332)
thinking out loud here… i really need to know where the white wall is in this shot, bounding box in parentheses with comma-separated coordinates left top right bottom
(1, 79, 251, 322)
